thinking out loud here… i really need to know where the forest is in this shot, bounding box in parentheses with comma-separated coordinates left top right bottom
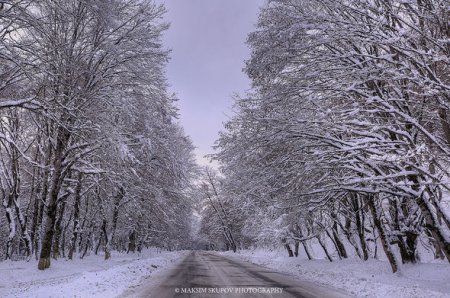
(198, 0, 450, 273)
(0, 0, 197, 270)
(1, 0, 449, 277)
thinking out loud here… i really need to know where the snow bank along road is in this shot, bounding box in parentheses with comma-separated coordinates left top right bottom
(124, 251, 351, 298)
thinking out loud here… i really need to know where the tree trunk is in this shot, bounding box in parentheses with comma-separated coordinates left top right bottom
(52, 197, 68, 260)
(95, 231, 102, 255)
(390, 198, 419, 264)
(81, 234, 90, 259)
(302, 242, 313, 260)
(317, 236, 333, 262)
(30, 181, 43, 260)
(127, 230, 136, 253)
(417, 191, 450, 262)
(77, 194, 91, 254)
(3, 197, 15, 260)
(33, 159, 50, 260)
(31, 125, 52, 260)
(14, 200, 32, 260)
(68, 173, 82, 260)
(102, 219, 111, 260)
(368, 198, 400, 273)
(103, 187, 125, 260)
(38, 125, 71, 270)
(294, 241, 300, 257)
(339, 205, 363, 259)
(353, 196, 369, 261)
(325, 229, 342, 259)
(137, 233, 148, 253)
(331, 213, 348, 258)
(284, 243, 294, 257)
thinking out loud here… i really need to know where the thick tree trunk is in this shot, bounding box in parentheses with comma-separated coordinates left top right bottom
(404, 231, 419, 263)
(38, 198, 57, 270)
(417, 191, 450, 262)
(368, 198, 400, 273)
(389, 198, 419, 264)
(38, 126, 71, 270)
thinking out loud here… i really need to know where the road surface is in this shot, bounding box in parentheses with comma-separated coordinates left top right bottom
(122, 251, 351, 298)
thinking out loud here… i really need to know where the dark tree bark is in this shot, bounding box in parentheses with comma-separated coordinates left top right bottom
(353, 195, 369, 261)
(127, 230, 136, 253)
(416, 192, 450, 262)
(285, 243, 294, 257)
(52, 191, 69, 259)
(68, 173, 82, 260)
(368, 198, 400, 273)
(102, 219, 111, 260)
(38, 125, 71, 270)
(294, 241, 300, 257)
(302, 242, 313, 260)
(317, 236, 333, 262)
(3, 192, 15, 260)
(331, 212, 348, 259)
(32, 142, 52, 260)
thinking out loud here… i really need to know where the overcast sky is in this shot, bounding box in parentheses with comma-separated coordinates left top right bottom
(159, 0, 264, 166)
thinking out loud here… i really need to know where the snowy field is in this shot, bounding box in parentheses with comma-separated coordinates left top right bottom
(218, 249, 450, 298)
(0, 249, 188, 298)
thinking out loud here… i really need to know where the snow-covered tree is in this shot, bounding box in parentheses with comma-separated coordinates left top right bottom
(212, 0, 450, 273)
(0, 0, 199, 270)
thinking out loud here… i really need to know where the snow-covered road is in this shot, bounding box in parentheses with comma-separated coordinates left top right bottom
(124, 251, 350, 298)
(3, 249, 448, 297)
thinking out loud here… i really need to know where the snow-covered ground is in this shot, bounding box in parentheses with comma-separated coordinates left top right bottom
(2, 248, 449, 298)
(218, 249, 450, 298)
(0, 249, 187, 298)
